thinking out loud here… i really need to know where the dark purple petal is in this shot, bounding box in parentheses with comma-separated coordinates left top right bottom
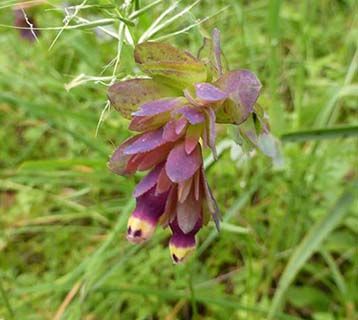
(108, 79, 178, 119)
(215, 70, 261, 124)
(176, 106, 205, 125)
(169, 218, 202, 264)
(177, 192, 201, 234)
(127, 186, 168, 243)
(195, 83, 227, 102)
(170, 229, 195, 248)
(133, 164, 163, 198)
(166, 143, 202, 183)
(132, 98, 184, 117)
(124, 128, 166, 155)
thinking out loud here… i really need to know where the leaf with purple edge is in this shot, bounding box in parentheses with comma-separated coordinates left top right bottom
(134, 42, 207, 89)
(166, 142, 202, 183)
(215, 70, 262, 124)
(108, 79, 178, 119)
(133, 97, 185, 117)
(124, 128, 166, 155)
(195, 83, 227, 103)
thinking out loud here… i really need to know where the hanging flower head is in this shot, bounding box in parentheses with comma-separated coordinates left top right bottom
(108, 29, 279, 264)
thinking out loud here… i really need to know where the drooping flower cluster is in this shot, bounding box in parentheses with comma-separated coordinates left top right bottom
(108, 29, 278, 264)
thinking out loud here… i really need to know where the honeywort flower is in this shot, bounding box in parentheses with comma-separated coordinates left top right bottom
(108, 29, 279, 264)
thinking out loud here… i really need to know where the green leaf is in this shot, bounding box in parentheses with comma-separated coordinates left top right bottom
(134, 42, 207, 89)
(286, 286, 331, 310)
(108, 79, 179, 119)
(268, 184, 357, 319)
(281, 126, 358, 142)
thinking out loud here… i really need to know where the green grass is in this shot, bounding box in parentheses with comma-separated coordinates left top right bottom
(0, 0, 357, 319)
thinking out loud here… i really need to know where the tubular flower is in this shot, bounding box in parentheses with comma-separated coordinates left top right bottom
(108, 29, 279, 263)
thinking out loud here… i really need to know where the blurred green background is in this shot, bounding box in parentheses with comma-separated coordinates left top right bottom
(0, 0, 357, 319)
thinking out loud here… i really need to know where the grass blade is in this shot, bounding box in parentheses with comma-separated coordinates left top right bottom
(281, 126, 358, 142)
(268, 183, 357, 319)
(129, 0, 164, 19)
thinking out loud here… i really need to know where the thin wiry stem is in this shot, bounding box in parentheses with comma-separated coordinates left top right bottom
(48, 0, 87, 51)
(152, 6, 228, 41)
(95, 100, 111, 137)
(139, 0, 202, 43)
(21, 8, 39, 42)
(138, 0, 181, 43)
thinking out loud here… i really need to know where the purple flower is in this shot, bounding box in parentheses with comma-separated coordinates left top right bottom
(108, 29, 278, 263)
(14, 9, 40, 42)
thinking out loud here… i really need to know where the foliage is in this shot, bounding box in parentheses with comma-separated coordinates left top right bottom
(0, 0, 357, 319)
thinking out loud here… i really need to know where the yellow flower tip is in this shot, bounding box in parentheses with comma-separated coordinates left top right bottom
(126, 215, 156, 244)
(169, 242, 196, 264)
